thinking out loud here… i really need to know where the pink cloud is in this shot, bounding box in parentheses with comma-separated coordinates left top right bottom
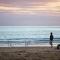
(0, 0, 59, 7)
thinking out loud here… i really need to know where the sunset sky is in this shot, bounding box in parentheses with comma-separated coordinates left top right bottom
(0, 0, 60, 26)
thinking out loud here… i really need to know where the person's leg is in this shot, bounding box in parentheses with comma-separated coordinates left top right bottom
(51, 41, 53, 48)
(51, 44, 52, 48)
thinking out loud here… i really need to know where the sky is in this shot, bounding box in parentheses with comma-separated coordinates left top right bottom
(0, 0, 60, 26)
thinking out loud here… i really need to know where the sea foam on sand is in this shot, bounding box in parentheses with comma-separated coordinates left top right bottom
(0, 43, 59, 47)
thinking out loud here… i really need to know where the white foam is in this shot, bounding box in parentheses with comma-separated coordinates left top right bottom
(0, 43, 59, 47)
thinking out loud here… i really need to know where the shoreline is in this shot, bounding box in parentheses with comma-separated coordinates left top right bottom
(0, 43, 58, 47)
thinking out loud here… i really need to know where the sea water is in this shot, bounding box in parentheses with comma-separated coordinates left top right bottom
(0, 26, 60, 47)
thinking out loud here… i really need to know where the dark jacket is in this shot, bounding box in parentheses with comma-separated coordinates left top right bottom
(50, 35, 53, 41)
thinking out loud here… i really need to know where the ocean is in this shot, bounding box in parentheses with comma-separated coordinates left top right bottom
(0, 26, 60, 47)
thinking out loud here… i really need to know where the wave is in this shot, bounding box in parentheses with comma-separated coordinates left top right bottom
(0, 38, 60, 40)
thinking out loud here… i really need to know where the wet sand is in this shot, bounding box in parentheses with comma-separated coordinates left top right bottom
(0, 47, 60, 60)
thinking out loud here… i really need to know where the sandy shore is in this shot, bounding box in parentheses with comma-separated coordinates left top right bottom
(0, 47, 60, 60)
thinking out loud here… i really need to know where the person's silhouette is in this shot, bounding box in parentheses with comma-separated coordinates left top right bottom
(50, 32, 54, 48)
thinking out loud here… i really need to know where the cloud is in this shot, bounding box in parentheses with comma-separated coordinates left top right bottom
(0, 0, 60, 14)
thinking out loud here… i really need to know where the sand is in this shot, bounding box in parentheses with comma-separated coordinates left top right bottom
(0, 47, 60, 60)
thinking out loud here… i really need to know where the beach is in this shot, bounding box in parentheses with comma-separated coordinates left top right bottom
(0, 26, 60, 60)
(0, 47, 60, 60)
